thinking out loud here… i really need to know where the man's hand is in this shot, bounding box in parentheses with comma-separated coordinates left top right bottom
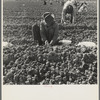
(50, 40, 54, 46)
(64, 21, 66, 25)
(45, 40, 49, 46)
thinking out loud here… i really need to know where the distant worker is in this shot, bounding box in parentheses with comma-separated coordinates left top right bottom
(61, 0, 87, 24)
(61, 0, 77, 24)
(44, 0, 47, 5)
(50, 0, 53, 5)
(32, 12, 59, 46)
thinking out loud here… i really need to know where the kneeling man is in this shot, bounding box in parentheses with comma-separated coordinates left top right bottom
(32, 12, 59, 46)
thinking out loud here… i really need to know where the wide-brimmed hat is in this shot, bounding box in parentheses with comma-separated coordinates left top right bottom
(42, 12, 55, 20)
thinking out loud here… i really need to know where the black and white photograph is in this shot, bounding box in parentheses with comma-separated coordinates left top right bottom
(3, 0, 98, 85)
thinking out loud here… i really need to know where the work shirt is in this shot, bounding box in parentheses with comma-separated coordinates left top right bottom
(40, 20, 59, 43)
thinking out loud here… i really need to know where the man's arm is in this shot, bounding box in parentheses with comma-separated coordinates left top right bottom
(72, 5, 77, 23)
(40, 22, 47, 42)
(61, 9, 66, 23)
(50, 23, 59, 45)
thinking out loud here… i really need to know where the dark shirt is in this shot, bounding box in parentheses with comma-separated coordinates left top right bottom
(40, 20, 59, 43)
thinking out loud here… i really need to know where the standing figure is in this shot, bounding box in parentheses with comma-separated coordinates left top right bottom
(32, 12, 59, 46)
(44, 0, 47, 5)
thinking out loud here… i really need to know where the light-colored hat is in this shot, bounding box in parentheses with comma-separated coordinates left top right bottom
(42, 12, 55, 20)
